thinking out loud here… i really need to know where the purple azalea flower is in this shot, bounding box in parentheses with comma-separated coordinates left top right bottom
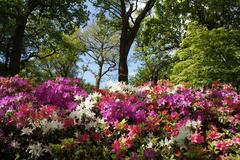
(144, 148, 155, 159)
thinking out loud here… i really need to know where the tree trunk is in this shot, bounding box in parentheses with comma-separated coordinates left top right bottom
(96, 63, 103, 89)
(96, 76, 101, 89)
(8, 15, 28, 76)
(118, 16, 132, 83)
(3, 42, 10, 76)
(118, 41, 131, 83)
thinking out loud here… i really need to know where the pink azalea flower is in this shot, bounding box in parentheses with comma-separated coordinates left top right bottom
(215, 141, 230, 152)
(112, 140, 121, 153)
(190, 134, 205, 144)
(207, 131, 221, 140)
(231, 137, 240, 144)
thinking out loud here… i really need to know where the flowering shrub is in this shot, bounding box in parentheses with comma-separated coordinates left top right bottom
(0, 76, 34, 118)
(0, 78, 240, 160)
(35, 77, 88, 111)
(99, 94, 146, 124)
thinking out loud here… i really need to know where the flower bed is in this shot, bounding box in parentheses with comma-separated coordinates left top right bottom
(0, 77, 239, 159)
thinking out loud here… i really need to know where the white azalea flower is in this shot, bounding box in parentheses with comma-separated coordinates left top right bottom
(87, 92, 102, 100)
(49, 120, 63, 130)
(159, 137, 174, 149)
(70, 92, 102, 122)
(40, 119, 63, 134)
(27, 142, 51, 159)
(146, 132, 154, 148)
(70, 92, 109, 132)
(186, 120, 202, 129)
(96, 117, 105, 125)
(75, 95, 84, 101)
(11, 140, 20, 148)
(21, 127, 33, 135)
(106, 81, 136, 94)
(137, 85, 151, 93)
(147, 140, 153, 148)
(85, 121, 97, 130)
(169, 84, 184, 94)
(173, 124, 191, 149)
(26, 142, 44, 158)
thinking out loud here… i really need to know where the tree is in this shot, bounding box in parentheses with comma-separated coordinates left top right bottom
(177, 0, 240, 29)
(19, 30, 84, 83)
(91, 0, 156, 83)
(132, 0, 182, 84)
(0, 0, 88, 76)
(133, 0, 240, 85)
(79, 19, 119, 89)
(171, 22, 240, 88)
(130, 54, 175, 85)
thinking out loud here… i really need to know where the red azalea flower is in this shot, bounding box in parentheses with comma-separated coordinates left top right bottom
(91, 132, 102, 142)
(104, 129, 112, 137)
(147, 104, 155, 110)
(164, 125, 172, 132)
(175, 151, 182, 157)
(124, 137, 133, 148)
(161, 110, 168, 115)
(78, 133, 89, 143)
(169, 111, 179, 120)
(116, 153, 125, 160)
(128, 125, 141, 138)
(147, 123, 155, 131)
(62, 118, 75, 128)
(223, 84, 233, 91)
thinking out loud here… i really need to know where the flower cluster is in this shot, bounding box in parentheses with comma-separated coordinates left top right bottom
(0, 78, 239, 160)
(0, 76, 34, 118)
(99, 94, 146, 124)
(35, 77, 88, 111)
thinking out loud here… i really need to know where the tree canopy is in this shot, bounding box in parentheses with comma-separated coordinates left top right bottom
(171, 22, 240, 87)
(19, 30, 84, 83)
(79, 18, 119, 88)
(0, 0, 88, 75)
(91, 0, 156, 83)
(1, 0, 240, 89)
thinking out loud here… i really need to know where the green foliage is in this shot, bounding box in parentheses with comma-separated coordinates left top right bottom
(132, 0, 240, 85)
(0, 0, 88, 75)
(132, 0, 182, 85)
(19, 30, 84, 83)
(79, 17, 119, 88)
(130, 54, 176, 85)
(177, 0, 240, 29)
(171, 22, 240, 87)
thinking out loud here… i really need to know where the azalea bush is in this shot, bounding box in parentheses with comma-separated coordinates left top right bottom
(0, 77, 240, 160)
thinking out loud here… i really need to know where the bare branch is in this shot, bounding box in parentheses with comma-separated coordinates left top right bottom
(21, 48, 58, 63)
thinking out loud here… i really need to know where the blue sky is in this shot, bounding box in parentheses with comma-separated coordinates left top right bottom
(79, 2, 141, 88)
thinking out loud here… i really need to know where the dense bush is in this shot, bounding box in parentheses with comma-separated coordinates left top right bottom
(0, 77, 239, 159)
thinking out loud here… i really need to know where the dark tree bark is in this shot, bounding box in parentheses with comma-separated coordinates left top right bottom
(7, 0, 37, 76)
(118, 0, 156, 83)
(3, 42, 11, 76)
(96, 62, 103, 89)
(8, 15, 28, 76)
